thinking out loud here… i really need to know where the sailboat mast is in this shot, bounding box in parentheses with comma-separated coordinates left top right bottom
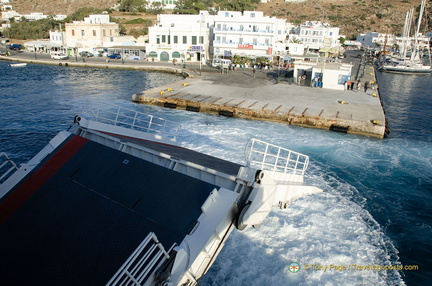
(412, 0, 426, 61)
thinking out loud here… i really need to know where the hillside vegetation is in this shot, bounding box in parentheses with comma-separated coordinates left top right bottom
(7, 0, 431, 39)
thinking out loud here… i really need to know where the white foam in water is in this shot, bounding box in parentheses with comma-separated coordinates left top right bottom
(163, 109, 406, 285)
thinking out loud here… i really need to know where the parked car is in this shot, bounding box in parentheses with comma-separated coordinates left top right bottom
(107, 53, 121, 59)
(9, 44, 21, 51)
(51, 52, 69, 60)
(79, 51, 94, 57)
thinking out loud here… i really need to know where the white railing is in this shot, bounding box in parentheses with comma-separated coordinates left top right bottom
(106, 232, 173, 286)
(244, 139, 309, 176)
(0, 152, 18, 184)
(92, 102, 181, 140)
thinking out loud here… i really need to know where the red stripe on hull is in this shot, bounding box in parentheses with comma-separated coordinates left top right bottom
(0, 135, 89, 224)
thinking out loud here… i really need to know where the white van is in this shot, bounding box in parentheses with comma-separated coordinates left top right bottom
(212, 59, 232, 69)
(51, 52, 69, 60)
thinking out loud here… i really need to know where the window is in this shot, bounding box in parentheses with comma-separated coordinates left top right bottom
(338, 74, 349, 85)
(192, 36, 197, 45)
(239, 37, 243, 44)
(81, 30, 85, 37)
(103, 29, 106, 37)
(265, 38, 269, 45)
(71, 30, 75, 36)
(240, 25, 244, 31)
(225, 12, 229, 17)
(162, 35, 166, 43)
(253, 38, 257, 45)
(93, 30, 96, 37)
(251, 13, 255, 18)
(156, 35, 160, 44)
(174, 35, 178, 44)
(217, 24, 221, 30)
(223, 24, 227, 30)
(183, 36, 187, 44)
(199, 36, 204, 44)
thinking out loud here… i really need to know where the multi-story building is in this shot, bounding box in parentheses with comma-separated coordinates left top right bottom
(356, 32, 395, 49)
(49, 30, 66, 47)
(212, 10, 287, 59)
(146, 11, 212, 62)
(297, 21, 340, 51)
(147, 0, 179, 10)
(65, 14, 120, 50)
(1, 9, 19, 20)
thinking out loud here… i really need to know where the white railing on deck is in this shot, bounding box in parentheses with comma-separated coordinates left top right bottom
(244, 139, 309, 176)
(0, 152, 18, 184)
(106, 232, 173, 286)
(92, 102, 181, 140)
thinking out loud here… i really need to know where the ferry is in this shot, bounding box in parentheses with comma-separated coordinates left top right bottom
(0, 102, 322, 285)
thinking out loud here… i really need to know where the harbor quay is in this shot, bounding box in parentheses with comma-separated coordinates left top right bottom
(132, 55, 386, 138)
(1, 49, 386, 137)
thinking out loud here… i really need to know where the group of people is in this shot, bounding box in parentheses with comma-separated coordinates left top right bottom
(345, 79, 375, 93)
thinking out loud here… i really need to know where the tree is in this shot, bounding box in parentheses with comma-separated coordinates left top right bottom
(175, 0, 207, 14)
(146, 2, 164, 15)
(6, 17, 60, 40)
(214, 0, 259, 12)
(118, 0, 147, 12)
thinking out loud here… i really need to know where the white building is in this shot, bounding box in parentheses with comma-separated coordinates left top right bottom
(147, 11, 213, 62)
(24, 12, 47, 21)
(49, 30, 66, 46)
(53, 14, 67, 21)
(1, 4, 12, 11)
(297, 21, 340, 51)
(294, 61, 352, 90)
(1, 10, 20, 20)
(212, 10, 287, 59)
(356, 32, 395, 49)
(394, 34, 430, 53)
(147, 0, 179, 10)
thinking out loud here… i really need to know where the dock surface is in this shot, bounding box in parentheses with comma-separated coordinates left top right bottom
(132, 55, 385, 137)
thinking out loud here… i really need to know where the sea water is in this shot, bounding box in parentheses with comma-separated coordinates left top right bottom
(0, 61, 430, 285)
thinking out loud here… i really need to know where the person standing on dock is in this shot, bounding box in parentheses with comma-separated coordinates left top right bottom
(253, 68, 256, 77)
(356, 80, 361, 92)
(364, 81, 369, 92)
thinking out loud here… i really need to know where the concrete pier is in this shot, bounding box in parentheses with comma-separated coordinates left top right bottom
(132, 58, 386, 138)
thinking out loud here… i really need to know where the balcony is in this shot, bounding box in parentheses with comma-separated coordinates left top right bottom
(214, 28, 274, 34)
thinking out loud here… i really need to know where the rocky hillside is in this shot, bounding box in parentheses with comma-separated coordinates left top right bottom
(9, 0, 430, 38)
(11, 0, 118, 15)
